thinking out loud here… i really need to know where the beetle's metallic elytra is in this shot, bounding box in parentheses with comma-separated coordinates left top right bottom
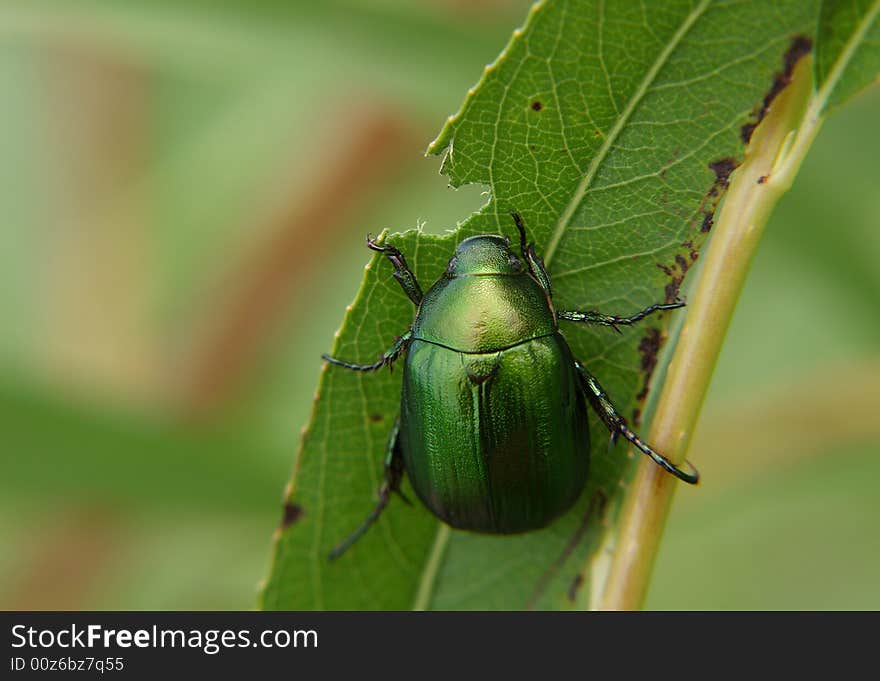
(323, 212, 698, 559)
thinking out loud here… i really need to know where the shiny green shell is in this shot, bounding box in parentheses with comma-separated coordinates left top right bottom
(399, 235, 590, 533)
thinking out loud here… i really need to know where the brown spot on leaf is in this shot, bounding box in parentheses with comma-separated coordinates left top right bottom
(280, 502, 304, 530)
(681, 36, 810, 260)
(369, 413, 384, 423)
(757, 175, 769, 184)
(692, 157, 739, 239)
(740, 122, 758, 145)
(659, 240, 698, 311)
(783, 35, 814, 71)
(709, 157, 738, 190)
(675, 253, 689, 274)
(665, 275, 684, 304)
(636, 328, 663, 404)
(568, 574, 585, 602)
(531, 100, 543, 111)
(741, 35, 812, 143)
(639, 329, 662, 374)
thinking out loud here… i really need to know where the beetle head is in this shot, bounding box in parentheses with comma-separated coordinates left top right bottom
(446, 235, 523, 276)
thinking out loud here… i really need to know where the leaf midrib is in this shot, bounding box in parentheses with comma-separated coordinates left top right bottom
(817, 0, 880, 111)
(543, 0, 712, 266)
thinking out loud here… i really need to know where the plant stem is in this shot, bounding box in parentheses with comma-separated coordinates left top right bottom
(598, 56, 817, 610)
(412, 525, 451, 610)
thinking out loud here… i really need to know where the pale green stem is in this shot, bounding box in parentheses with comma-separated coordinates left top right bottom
(412, 524, 451, 610)
(599, 56, 819, 610)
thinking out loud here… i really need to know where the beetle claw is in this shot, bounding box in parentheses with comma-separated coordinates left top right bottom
(608, 431, 619, 449)
(366, 234, 386, 252)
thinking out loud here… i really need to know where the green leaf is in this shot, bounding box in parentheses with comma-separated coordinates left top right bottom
(815, 0, 880, 113)
(261, 0, 818, 610)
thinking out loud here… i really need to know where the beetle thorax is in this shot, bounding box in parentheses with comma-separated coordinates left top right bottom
(445, 235, 523, 276)
(412, 237, 557, 353)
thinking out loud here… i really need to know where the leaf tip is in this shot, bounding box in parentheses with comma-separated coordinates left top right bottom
(426, 0, 542, 162)
(426, 117, 456, 157)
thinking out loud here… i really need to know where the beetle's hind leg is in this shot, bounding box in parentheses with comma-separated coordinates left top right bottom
(367, 236, 423, 306)
(558, 301, 685, 333)
(575, 362, 699, 484)
(323, 330, 411, 372)
(329, 418, 409, 560)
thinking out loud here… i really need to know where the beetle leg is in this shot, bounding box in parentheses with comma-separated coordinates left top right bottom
(366, 235, 423, 306)
(323, 331, 412, 372)
(329, 418, 407, 560)
(575, 362, 699, 484)
(509, 212, 552, 296)
(558, 300, 685, 331)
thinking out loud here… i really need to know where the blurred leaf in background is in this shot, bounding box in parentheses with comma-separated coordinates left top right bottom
(1, 0, 878, 610)
(0, 0, 521, 609)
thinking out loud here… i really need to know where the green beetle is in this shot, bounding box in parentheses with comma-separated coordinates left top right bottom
(324, 213, 698, 558)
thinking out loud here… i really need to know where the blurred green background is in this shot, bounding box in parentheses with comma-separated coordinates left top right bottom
(1, 0, 877, 610)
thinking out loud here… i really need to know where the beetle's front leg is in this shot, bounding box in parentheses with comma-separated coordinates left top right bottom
(510, 212, 552, 296)
(574, 361, 699, 484)
(329, 418, 408, 560)
(558, 301, 685, 333)
(367, 236, 423, 306)
(323, 330, 412, 372)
